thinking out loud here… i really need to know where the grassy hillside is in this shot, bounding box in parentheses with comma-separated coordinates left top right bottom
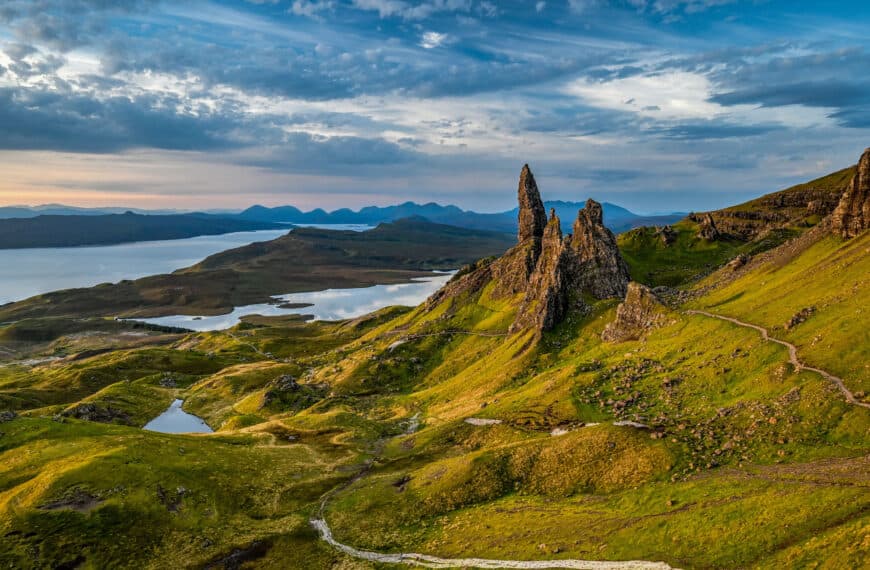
(0, 164, 866, 568)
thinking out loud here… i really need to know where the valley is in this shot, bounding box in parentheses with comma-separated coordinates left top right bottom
(0, 152, 868, 569)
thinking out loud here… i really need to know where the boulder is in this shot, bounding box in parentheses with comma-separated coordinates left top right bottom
(602, 282, 669, 342)
(727, 254, 750, 270)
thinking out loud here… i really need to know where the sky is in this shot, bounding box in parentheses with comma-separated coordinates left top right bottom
(0, 0, 869, 214)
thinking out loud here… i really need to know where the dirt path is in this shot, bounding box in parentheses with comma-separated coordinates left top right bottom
(685, 310, 870, 410)
(311, 516, 674, 569)
(312, 421, 675, 569)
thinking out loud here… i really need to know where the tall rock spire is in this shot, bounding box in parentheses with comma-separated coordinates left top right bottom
(832, 148, 870, 239)
(517, 164, 547, 243)
(512, 209, 568, 332)
(569, 199, 631, 299)
(426, 167, 632, 335)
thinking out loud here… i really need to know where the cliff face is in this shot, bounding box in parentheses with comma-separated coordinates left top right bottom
(832, 148, 870, 239)
(431, 165, 631, 334)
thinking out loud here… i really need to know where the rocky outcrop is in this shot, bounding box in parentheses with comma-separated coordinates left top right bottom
(698, 213, 721, 240)
(512, 209, 569, 332)
(517, 164, 548, 244)
(62, 403, 131, 424)
(832, 148, 870, 238)
(601, 282, 669, 342)
(428, 165, 631, 334)
(567, 199, 631, 299)
(655, 225, 677, 245)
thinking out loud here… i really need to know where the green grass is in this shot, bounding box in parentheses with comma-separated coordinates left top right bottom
(618, 221, 744, 287)
(692, 232, 870, 392)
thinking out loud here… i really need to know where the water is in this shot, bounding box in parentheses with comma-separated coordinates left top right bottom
(143, 399, 213, 434)
(0, 230, 288, 304)
(132, 272, 454, 331)
(0, 224, 374, 305)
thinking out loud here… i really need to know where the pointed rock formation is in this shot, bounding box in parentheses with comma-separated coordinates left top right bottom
(601, 282, 669, 343)
(567, 199, 631, 300)
(490, 165, 547, 297)
(427, 165, 632, 334)
(517, 164, 547, 243)
(512, 209, 571, 332)
(832, 148, 870, 238)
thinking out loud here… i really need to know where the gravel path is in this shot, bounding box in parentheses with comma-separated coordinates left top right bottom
(685, 310, 869, 410)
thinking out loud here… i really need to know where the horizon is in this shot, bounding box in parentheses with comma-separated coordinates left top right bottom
(1, 1, 869, 211)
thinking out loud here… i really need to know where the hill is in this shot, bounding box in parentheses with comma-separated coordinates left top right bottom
(0, 152, 866, 569)
(0, 212, 285, 249)
(0, 218, 515, 320)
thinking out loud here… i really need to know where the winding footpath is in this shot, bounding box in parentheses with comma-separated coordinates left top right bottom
(312, 421, 674, 569)
(685, 310, 870, 410)
(311, 517, 673, 569)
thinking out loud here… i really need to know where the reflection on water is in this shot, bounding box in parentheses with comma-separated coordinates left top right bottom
(0, 224, 376, 305)
(143, 399, 213, 434)
(0, 229, 289, 304)
(132, 272, 454, 332)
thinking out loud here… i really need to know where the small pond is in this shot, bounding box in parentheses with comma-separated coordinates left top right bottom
(143, 399, 213, 434)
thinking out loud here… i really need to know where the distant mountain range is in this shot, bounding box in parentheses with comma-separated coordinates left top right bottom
(233, 201, 685, 234)
(0, 201, 684, 249)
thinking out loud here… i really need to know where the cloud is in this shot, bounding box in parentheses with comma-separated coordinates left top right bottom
(420, 31, 448, 48)
(648, 121, 781, 140)
(290, 0, 336, 18)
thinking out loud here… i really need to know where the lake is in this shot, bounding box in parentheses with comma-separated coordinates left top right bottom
(132, 272, 454, 331)
(143, 399, 213, 434)
(0, 224, 373, 305)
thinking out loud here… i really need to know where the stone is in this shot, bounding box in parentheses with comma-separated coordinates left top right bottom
(0, 410, 17, 423)
(655, 225, 677, 245)
(567, 199, 631, 299)
(785, 306, 815, 330)
(427, 165, 632, 334)
(698, 213, 721, 240)
(727, 254, 750, 270)
(512, 209, 573, 332)
(832, 148, 870, 238)
(62, 403, 131, 424)
(602, 282, 670, 343)
(517, 164, 547, 243)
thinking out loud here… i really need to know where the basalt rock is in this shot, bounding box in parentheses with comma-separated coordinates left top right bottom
(517, 164, 547, 244)
(427, 166, 631, 334)
(567, 199, 631, 299)
(602, 282, 670, 343)
(512, 209, 571, 332)
(655, 225, 677, 245)
(62, 403, 131, 424)
(832, 148, 870, 238)
(698, 213, 721, 240)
